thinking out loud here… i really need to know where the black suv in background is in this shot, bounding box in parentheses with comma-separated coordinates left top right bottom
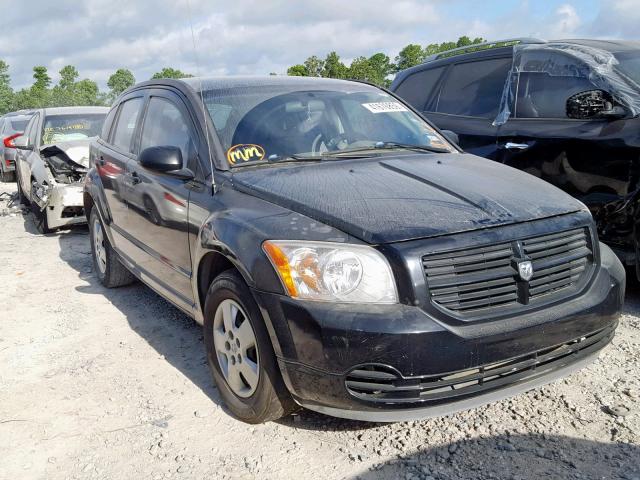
(391, 38, 640, 276)
(84, 76, 623, 423)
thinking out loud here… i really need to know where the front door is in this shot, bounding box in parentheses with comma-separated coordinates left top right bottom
(120, 90, 197, 308)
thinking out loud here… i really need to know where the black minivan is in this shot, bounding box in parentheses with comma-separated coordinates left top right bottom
(84, 76, 624, 423)
(391, 39, 640, 277)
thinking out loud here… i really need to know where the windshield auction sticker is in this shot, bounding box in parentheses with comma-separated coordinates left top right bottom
(227, 144, 266, 165)
(362, 102, 409, 113)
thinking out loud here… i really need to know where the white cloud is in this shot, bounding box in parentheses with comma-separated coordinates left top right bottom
(0, 0, 637, 91)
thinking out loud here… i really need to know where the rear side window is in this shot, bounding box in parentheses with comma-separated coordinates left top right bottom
(10, 119, 29, 132)
(437, 58, 512, 118)
(111, 98, 144, 153)
(101, 107, 118, 140)
(515, 72, 598, 119)
(394, 67, 445, 111)
(139, 97, 192, 162)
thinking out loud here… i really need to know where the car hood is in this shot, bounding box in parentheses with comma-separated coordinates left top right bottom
(231, 153, 586, 244)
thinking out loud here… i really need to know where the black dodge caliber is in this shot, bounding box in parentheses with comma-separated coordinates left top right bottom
(84, 76, 624, 423)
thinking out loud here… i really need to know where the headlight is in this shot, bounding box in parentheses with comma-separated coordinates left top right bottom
(263, 240, 398, 304)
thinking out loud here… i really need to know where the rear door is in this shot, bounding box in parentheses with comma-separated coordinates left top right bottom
(96, 93, 145, 249)
(423, 56, 512, 159)
(119, 89, 197, 307)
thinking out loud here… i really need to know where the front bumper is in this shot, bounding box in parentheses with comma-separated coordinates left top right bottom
(253, 243, 624, 422)
(32, 182, 86, 229)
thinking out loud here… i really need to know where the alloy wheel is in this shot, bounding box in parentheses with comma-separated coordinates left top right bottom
(212, 299, 260, 398)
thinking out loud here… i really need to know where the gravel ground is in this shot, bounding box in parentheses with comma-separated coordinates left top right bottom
(0, 180, 639, 480)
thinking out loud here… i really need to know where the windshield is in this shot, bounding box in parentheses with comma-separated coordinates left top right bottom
(42, 113, 106, 145)
(615, 51, 640, 85)
(201, 82, 454, 166)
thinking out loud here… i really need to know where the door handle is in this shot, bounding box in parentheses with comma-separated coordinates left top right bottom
(130, 171, 141, 185)
(503, 142, 530, 151)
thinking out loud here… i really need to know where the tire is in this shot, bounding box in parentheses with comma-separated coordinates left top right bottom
(203, 270, 297, 423)
(16, 169, 28, 206)
(89, 206, 136, 288)
(0, 168, 15, 183)
(32, 204, 55, 234)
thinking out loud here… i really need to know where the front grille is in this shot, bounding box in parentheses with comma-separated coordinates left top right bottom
(345, 325, 613, 405)
(422, 228, 593, 318)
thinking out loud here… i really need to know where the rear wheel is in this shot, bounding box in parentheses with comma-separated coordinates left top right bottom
(89, 207, 136, 288)
(203, 270, 297, 423)
(0, 168, 15, 183)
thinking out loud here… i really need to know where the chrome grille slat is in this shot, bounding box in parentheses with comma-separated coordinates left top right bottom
(422, 227, 593, 318)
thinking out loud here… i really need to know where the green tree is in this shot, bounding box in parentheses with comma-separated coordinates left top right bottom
(303, 56, 324, 77)
(73, 78, 102, 105)
(151, 67, 193, 79)
(347, 56, 374, 82)
(29, 66, 52, 107)
(367, 53, 393, 86)
(107, 68, 135, 100)
(0, 60, 13, 114)
(58, 65, 79, 90)
(322, 52, 348, 79)
(394, 44, 425, 72)
(287, 64, 308, 77)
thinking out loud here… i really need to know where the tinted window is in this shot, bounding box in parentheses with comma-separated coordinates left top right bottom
(139, 97, 192, 162)
(112, 98, 143, 153)
(395, 67, 445, 111)
(437, 58, 512, 118)
(42, 114, 106, 145)
(515, 72, 597, 118)
(101, 107, 118, 140)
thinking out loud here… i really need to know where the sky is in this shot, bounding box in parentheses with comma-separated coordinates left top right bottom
(1, 0, 639, 90)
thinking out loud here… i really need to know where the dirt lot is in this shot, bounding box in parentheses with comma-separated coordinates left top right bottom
(0, 180, 639, 480)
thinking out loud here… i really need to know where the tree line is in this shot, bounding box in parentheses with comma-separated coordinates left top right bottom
(285, 36, 485, 86)
(0, 63, 192, 115)
(0, 36, 484, 115)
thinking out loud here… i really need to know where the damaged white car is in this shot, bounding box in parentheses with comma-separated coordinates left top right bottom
(14, 107, 108, 233)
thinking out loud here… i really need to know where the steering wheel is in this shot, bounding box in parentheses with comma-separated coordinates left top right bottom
(312, 132, 368, 153)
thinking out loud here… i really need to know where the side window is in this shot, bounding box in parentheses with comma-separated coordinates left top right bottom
(111, 97, 144, 153)
(394, 67, 445, 111)
(101, 107, 118, 140)
(139, 97, 192, 162)
(515, 72, 598, 119)
(437, 58, 512, 118)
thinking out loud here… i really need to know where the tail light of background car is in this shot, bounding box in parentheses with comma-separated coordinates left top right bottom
(3, 133, 22, 149)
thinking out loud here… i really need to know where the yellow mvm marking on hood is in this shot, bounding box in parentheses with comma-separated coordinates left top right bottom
(227, 144, 266, 164)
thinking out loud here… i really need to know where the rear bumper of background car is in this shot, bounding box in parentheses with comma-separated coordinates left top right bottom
(252, 243, 624, 422)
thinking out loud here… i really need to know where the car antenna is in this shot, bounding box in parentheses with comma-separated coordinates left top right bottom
(186, 0, 217, 193)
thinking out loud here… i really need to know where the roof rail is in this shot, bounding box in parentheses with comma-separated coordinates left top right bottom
(424, 37, 547, 63)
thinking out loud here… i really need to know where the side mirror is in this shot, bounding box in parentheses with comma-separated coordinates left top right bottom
(566, 90, 627, 120)
(441, 130, 460, 146)
(12, 135, 30, 150)
(139, 146, 195, 179)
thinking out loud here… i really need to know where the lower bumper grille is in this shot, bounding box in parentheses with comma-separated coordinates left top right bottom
(345, 326, 613, 405)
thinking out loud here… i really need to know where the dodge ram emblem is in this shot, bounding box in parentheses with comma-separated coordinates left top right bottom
(518, 260, 534, 281)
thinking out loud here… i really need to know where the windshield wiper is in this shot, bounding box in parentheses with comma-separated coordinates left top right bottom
(373, 142, 451, 154)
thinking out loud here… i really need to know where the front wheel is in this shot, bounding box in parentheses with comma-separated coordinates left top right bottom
(203, 270, 297, 423)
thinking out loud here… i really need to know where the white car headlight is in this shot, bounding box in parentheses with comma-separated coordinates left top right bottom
(263, 240, 398, 304)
